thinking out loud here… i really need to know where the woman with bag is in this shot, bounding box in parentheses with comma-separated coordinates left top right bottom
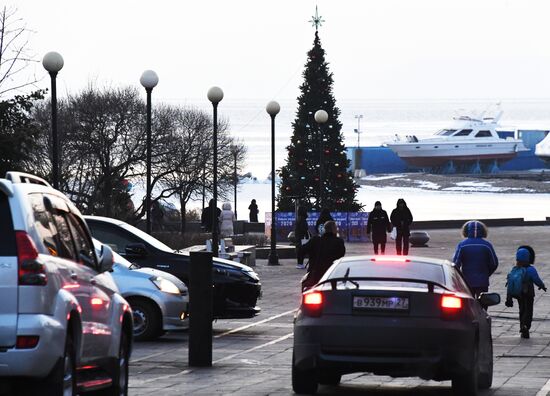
(294, 206, 310, 269)
(300, 221, 346, 290)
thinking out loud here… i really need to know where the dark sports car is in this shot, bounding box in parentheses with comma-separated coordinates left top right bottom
(292, 255, 500, 396)
(84, 216, 261, 319)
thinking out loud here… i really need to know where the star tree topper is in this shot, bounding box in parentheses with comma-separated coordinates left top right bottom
(309, 6, 325, 31)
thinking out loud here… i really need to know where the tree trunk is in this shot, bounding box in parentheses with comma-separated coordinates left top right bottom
(180, 196, 187, 234)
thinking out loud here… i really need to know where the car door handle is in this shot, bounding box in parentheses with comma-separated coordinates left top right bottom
(70, 273, 78, 280)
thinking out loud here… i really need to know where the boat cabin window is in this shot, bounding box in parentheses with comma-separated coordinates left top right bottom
(475, 130, 492, 137)
(437, 129, 456, 136)
(453, 129, 473, 136)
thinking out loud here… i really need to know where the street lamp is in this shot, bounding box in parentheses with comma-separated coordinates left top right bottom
(208, 86, 224, 258)
(230, 144, 238, 219)
(266, 100, 280, 266)
(140, 70, 159, 235)
(42, 51, 64, 190)
(354, 114, 363, 148)
(314, 109, 328, 208)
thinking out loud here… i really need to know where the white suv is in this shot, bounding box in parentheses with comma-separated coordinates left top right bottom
(0, 172, 133, 396)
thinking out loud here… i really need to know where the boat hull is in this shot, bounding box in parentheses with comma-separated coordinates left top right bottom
(387, 141, 522, 168)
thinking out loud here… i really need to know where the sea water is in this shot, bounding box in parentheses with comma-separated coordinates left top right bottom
(153, 98, 550, 222)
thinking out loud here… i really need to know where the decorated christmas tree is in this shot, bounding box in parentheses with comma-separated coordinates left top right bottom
(277, 15, 360, 212)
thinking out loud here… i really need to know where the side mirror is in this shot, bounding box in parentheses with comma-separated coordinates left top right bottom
(98, 244, 114, 273)
(125, 243, 148, 257)
(478, 292, 500, 307)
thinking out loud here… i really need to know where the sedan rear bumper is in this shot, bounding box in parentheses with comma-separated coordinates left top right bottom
(294, 315, 476, 380)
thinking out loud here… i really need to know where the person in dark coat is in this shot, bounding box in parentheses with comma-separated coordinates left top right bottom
(300, 221, 346, 289)
(294, 205, 310, 269)
(201, 199, 221, 233)
(315, 208, 334, 235)
(390, 198, 413, 255)
(367, 201, 391, 255)
(452, 220, 499, 297)
(248, 199, 259, 222)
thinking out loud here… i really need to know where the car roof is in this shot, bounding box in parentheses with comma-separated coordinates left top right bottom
(338, 255, 453, 268)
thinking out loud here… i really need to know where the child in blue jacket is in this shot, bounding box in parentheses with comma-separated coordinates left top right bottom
(505, 247, 547, 339)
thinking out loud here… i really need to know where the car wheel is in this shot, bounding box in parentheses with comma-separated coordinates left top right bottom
(478, 341, 493, 389)
(452, 351, 479, 396)
(130, 299, 162, 341)
(292, 353, 318, 394)
(104, 330, 130, 396)
(46, 332, 76, 396)
(318, 371, 341, 386)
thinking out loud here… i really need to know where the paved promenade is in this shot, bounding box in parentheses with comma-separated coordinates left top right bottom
(129, 226, 550, 395)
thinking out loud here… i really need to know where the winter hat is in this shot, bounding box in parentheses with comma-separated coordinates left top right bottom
(374, 201, 381, 207)
(516, 248, 531, 263)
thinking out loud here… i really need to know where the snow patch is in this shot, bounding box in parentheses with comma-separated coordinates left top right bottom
(361, 174, 407, 181)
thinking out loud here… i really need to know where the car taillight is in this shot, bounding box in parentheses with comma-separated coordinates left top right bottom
(441, 295, 462, 310)
(16, 335, 39, 349)
(302, 291, 323, 317)
(441, 295, 463, 319)
(16, 231, 47, 286)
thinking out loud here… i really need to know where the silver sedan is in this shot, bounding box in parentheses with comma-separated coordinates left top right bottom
(94, 240, 189, 341)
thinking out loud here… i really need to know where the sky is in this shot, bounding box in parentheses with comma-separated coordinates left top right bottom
(13, 0, 550, 103)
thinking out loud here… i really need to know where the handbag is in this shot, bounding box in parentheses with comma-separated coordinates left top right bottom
(301, 230, 312, 246)
(287, 231, 297, 243)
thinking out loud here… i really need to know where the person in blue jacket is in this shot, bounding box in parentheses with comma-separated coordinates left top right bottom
(505, 247, 547, 339)
(452, 220, 499, 297)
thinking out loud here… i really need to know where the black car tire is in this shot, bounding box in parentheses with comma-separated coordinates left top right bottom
(45, 331, 76, 396)
(292, 353, 318, 394)
(478, 341, 493, 389)
(452, 351, 479, 396)
(318, 371, 341, 386)
(104, 330, 130, 396)
(130, 298, 163, 341)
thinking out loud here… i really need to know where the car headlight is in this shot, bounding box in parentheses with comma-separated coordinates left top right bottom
(150, 277, 180, 295)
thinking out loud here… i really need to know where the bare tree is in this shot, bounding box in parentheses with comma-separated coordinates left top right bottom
(150, 105, 246, 233)
(0, 6, 39, 97)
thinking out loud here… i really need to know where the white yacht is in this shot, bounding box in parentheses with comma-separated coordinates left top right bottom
(534, 132, 550, 165)
(385, 111, 528, 168)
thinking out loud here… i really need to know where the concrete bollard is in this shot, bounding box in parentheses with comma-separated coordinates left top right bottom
(188, 251, 213, 367)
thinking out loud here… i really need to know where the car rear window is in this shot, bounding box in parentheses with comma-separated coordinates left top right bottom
(0, 193, 16, 256)
(328, 259, 445, 285)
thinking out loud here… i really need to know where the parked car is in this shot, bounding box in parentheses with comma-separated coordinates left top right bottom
(84, 216, 261, 319)
(292, 255, 500, 396)
(0, 172, 133, 396)
(93, 239, 189, 341)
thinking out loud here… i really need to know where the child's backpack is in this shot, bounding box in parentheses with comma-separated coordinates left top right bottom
(507, 266, 527, 298)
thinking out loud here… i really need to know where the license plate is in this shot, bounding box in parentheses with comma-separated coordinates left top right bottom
(353, 296, 409, 310)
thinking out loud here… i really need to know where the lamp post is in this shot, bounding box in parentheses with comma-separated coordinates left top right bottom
(42, 51, 64, 190)
(207, 86, 224, 257)
(266, 101, 280, 266)
(314, 109, 328, 208)
(230, 144, 238, 219)
(354, 114, 363, 148)
(140, 70, 159, 235)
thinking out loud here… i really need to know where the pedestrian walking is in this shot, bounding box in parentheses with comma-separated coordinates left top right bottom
(201, 199, 221, 233)
(315, 208, 333, 235)
(294, 205, 310, 269)
(248, 199, 259, 222)
(505, 246, 547, 339)
(390, 198, 413, 255)
(219, 202, 236, 237)
(452, 220, 499, 297)
(366, 201, 391, 254)
(300, 221, 346, 290)
(151, 201, 165, 231)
